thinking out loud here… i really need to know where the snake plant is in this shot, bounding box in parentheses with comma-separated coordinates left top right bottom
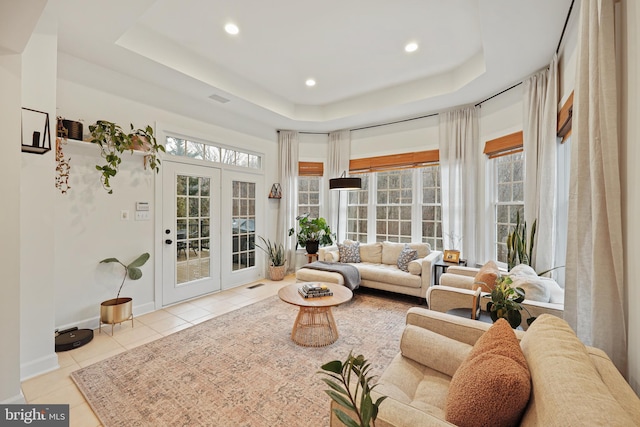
(506, 211, 537, 271)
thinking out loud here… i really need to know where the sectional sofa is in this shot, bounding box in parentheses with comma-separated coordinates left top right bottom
(295, 241, 443, 301)
(330, 309, 640, 426)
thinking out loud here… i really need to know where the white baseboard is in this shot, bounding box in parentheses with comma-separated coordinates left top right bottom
(20, 353, 59, 382)
(1, 391, 26, 404)
(56, 301, 157, 332)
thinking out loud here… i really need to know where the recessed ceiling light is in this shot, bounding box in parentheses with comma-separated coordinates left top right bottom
(405, 42, 419, 53)
(225, 23, 239, 35)
(305, 79, 316, 87)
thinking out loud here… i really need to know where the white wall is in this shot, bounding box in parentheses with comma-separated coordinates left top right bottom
(299, 133, 328, 162)
(54, 79, 277, 331)
(351, 115, 439, 157)
(0, 53, 25, 403)
(558, 0, 580, 107)
(478, 86, 524, 144)
(20, 15, 58, 380)
(621, 0, 640, 393)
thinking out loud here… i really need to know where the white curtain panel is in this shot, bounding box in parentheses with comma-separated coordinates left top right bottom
(277, 130, 299, 273)
(566, 0, 626, 374)
(523, 55, 558, 273)
(327, 130, 351, 243)
(439, 106, 479, 266)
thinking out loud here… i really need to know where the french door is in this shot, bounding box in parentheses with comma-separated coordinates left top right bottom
(162, 161, 221, 305)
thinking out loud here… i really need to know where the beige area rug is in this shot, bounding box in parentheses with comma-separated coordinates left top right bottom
(71, 291, 418, 427)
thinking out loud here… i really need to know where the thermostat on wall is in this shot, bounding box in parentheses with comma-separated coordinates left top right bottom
(136, 202, 149, 211)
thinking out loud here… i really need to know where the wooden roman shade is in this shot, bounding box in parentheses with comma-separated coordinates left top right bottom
(298, 161, 324, 176)
(557, 92, 573, 142)
(483, 131, 523, 159)
(349, 149, 439, 173)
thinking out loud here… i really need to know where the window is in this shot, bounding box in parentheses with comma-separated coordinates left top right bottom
(421, 165, 443, 250)
(166, 136, 262, 170)
(493, 152, 524, 263)
(297, 161, 324, 219)
(346, 175, 369, 243)
(231, 181, 256, 271)
(298, 176, 321, 218)
(345, 150, 441, 246)
(375, 170, 413, 242)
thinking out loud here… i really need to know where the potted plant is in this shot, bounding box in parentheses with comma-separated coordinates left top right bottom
(481, 276, 536, 329)
(318, 352, 387, 427)
(288, 213, 334, 254)
(89, 120, 165, 194)
(506, 211, 537, 271)
(255, 236, 286, 281)
(98, 252, 150, 334)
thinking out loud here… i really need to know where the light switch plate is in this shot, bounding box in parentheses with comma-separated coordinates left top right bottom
(135, 211, 151, 221)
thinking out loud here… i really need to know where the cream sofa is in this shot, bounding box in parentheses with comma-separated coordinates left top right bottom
(295, 241, 443, 301)
(331, 308, 640, 426)
(427, 265, 564, 330)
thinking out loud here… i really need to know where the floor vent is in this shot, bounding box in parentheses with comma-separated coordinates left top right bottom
(247, 283, 265, 289)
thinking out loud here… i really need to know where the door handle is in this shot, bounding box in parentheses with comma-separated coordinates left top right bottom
(165, 239, 173, 245)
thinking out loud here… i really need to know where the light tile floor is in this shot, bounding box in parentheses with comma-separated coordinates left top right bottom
(21, 275, 296, 427)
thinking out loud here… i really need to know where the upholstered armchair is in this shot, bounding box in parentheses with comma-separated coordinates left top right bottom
(426, 264, 565, 330)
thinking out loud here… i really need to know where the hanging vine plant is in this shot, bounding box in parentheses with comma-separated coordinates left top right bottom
(89, 120, 165, 194)
(55, 117, 72, 195)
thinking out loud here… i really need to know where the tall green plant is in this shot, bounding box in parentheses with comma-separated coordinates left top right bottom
(506, 211, 537, 271)
(254, 236, 285, 266)
(288, 213, 335, 248)
(319, 352, 387, 427)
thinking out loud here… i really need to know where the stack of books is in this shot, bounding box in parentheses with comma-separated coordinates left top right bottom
(298, 282, 333, 298)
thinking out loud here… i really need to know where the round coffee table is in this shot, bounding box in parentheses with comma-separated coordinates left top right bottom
(278, 282, 353, 347)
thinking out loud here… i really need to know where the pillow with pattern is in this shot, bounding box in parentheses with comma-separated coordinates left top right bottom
(397, 244, 418, 272)
(338, 241, 361, 263)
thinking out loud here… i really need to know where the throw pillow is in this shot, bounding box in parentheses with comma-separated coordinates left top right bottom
(509, 264, 537, 277)
(397, 244, 418, 272)
(510, 276, 551, 303)
(445, 319, 531, 427)
(474, 260, 500, 291)
(509, 264, 554, 303)
(338, 241, 361, 263)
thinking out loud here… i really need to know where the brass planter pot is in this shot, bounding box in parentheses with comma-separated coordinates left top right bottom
(100, 297, 133, 335)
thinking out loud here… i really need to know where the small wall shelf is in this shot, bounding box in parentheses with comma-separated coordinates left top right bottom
(21, 145, 51, 154)
(64, 138, 149, 157)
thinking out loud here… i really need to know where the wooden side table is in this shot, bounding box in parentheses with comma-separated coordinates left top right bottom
(306, 253, 318, 263)
(278, 283, 353, 347)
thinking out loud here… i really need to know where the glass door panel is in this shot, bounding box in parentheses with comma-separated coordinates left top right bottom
(163, 162, 220, 305)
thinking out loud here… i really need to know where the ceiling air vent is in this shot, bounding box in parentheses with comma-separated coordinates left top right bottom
(208, 94, 230, 104)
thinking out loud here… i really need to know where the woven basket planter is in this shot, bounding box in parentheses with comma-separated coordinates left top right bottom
(269, 265, 286, 281)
